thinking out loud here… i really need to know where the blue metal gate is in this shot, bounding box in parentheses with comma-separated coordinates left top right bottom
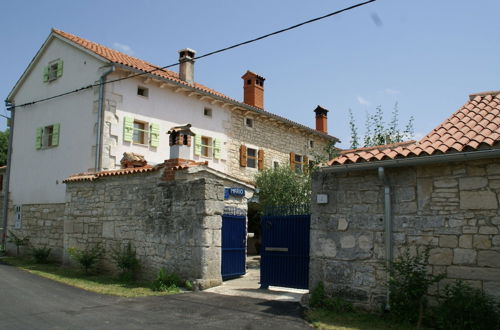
(260, 206, 310, 289)
(221, 214, 246, 280)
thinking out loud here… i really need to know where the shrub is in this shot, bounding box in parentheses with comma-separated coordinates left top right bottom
(68, 245, 104, 274)
(151, 268, 181, 292)
(309, 282, 353, 312)
(434, 281, 500, 330)
(31, 246, 51, 263)
(388, 247, 445, 327)
(111, 242, 140, 280)
(7, 230, 29, 256)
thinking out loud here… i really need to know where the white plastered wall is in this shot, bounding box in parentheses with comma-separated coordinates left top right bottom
(106, 73, 230, 173)
(9, 37, 106, 204)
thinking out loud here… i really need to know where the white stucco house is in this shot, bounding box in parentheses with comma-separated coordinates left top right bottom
(5, 28, 338, 209)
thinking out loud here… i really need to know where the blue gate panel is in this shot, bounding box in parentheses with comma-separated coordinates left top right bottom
(260, 214, 310, 289)
(221, 215, 246, 280)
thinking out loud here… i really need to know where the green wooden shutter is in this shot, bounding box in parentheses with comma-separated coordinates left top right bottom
(35, 127, 43, 149)
(194, 135, 202, 156)
(51, 123, 60, 146)
(43, 66, 49, 82)
(123, 116, 134, 142)
(56, 60, 64, 78)
(213, 138, 221, 159)
(150, 123, 160, 147)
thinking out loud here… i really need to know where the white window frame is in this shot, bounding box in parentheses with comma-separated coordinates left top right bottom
(200, 136, 213, 158)
(42, 125, 55, 148)
(132, 120, 149, 145)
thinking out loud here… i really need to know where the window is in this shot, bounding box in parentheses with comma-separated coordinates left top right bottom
(35, 124, 60, 149)
(204, 107, 212, 117)
(201, 136, 213, 157)
(132, 120, 148, 144)
(247, 148, 257, 168)
(290, 152, 309, 174)
(245, 117, 254, 128)
(309, 140, 315, 148)
(294, 154, 303, 174)
(43, 59, 63, 82)
(273, 161, 279, 169)
(137, 86, 149, 97)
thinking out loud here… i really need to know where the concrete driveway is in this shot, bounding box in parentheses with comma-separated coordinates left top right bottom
(0, 262, 310, 329)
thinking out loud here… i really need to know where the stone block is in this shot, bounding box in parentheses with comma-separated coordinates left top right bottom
(479, 226, 499, 234)
(358, 235, 373, 251)
(439, 235, 458, 248)
(460, 191, 498, 209)
(395, 187, 416, 202)
(477, 251, 500, 268)
(459, 235, 473, 248)
(340, 235, 356, 249)
(453, 248, 476, 265)
(447, 266, 500, 281)
(338, 218, 349, 231)
(434, 178, 458, 188)
(493, 235, 500, 247)
(429, 248, 453, 265)
(459, 177, 488, 190)
(486, 163, 500, 175)
(463, 226, 478, 234)
(417, 178, 433, 210)
(473, 235, 491, 249)
(483, 281, 500, 301)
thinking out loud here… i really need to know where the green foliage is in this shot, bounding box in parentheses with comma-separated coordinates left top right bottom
(310, 282, 354, 313)
(0, 129, 9, 166)
(68, 245, 104, 274)
(184, 280, 194, 291)
(31, 245, 51, 263)
(7, 230, 29, 256)
(255, 166, 311, 209)
(151, 268, 181, 292)
(110, 242, 140, 279)
(349, 103, 414, 149)
(434, 281, 500, 330)
(388, 247, 445, 327)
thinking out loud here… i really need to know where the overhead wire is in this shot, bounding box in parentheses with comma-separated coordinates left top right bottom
(7, 0, 377, 111)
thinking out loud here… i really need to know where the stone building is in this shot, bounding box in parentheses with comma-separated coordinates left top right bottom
(310, 91, 500, 309)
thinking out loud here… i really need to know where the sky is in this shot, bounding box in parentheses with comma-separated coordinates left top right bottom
(1, 0, 500, 148)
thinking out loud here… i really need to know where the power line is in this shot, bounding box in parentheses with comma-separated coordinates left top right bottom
(9, 0, 377, 110)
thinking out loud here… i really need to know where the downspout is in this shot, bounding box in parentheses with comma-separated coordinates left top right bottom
(1, 102, 15, 250)
(95, 65, 115, 172)
(378, 167, 392, 310)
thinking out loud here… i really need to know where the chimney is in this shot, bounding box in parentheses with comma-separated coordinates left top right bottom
(242, 71, 265, 109)
(314, 105, 329, 134)
(178, 48, 196, 84)
(167, 124, 195, 159)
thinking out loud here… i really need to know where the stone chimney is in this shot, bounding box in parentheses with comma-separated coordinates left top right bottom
(242, 71, 265, 109)
(314, 105, 329, 134)
(168, 124, 195, 159)
(178, 48, 196, 84)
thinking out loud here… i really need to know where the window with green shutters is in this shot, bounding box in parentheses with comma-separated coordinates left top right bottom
(193, 135, 202, 156)
(123, 116, 160, 147)
(43, 59, 63, 82)
(35, 124, 60, 149)
(123, 117, 134, 142)
(150, 123, 160, 147)
(194, 135, 222, 159)
(213, 138, 221, 159)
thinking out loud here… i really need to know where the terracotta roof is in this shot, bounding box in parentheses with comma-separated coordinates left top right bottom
(51, 28, 338, 142)
(63, 165, 159, 183)
(329, 92, 500, 165)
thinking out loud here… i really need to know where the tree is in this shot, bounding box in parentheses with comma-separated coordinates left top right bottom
(349, 103, 414, 149)
(0, 129, 8, 166)
(255, 166, 311, 209)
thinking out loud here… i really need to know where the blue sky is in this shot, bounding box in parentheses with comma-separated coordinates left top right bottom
(1, 0, 499, 148)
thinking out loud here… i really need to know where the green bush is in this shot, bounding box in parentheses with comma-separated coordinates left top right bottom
(151, 268, 181, 292)
(309, 282, 353, 312)
(7, 230, 29, 256)
(111, 242, 140, 280)
(31, 246, 51, 263)
(388, 247, 445, 327)
(434, 281, 500, 330)
(68, 245, 104, 274)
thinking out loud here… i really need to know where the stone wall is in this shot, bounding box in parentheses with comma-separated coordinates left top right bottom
(311, 158, 500, 310)
(226, 109, 332, 182)
(6, 203, 65, 259)
(64, 168, 249, 288)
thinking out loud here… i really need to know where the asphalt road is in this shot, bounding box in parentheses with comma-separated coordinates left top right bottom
(0, 262, 310, 329)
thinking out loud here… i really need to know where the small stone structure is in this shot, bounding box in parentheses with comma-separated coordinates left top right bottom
(7, 160, 253, 289)
(311, 158, 500, 309)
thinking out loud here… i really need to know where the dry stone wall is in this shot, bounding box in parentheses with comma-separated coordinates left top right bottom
(311, 158, 500, 310)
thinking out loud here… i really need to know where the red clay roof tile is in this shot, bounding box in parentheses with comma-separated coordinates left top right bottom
(328, 91, 500, 166)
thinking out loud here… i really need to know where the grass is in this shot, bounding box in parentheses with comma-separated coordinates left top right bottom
(1, 256, 181, 297)
(305, 308, 419, 330)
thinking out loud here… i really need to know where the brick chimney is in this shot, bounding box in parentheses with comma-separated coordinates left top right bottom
(168, 124, 195, 159)
(242, 71, 265, 109)
(178, 48, 196, 84)
(314, 105, 329, 134)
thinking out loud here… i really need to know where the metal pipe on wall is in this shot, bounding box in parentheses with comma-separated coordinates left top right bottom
(378, 166, 393, 310)
(95, 65, 115, 172)
(1, 103, 15, 249)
